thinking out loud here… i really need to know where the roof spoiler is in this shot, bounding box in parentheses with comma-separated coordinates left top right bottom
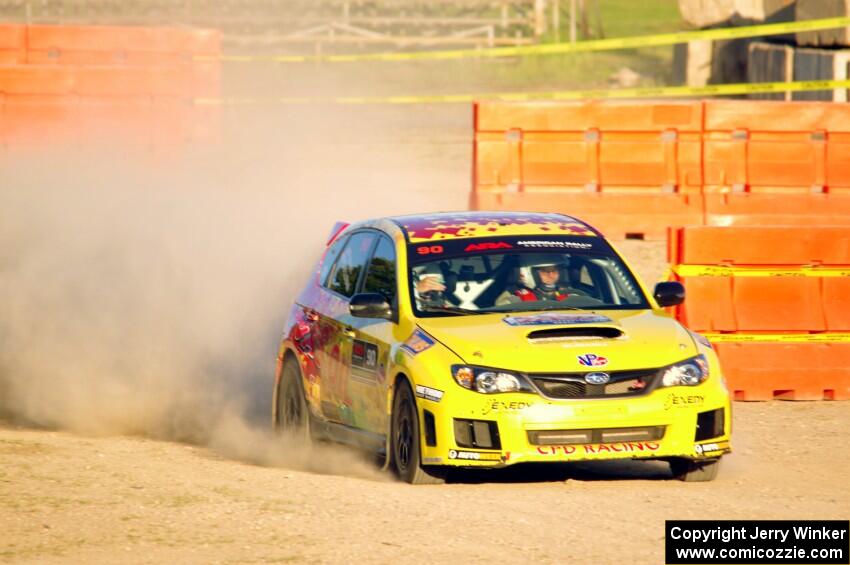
(326, 221, 350, 246)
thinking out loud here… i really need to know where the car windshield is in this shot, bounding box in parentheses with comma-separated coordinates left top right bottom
(408, 235, 648, 317)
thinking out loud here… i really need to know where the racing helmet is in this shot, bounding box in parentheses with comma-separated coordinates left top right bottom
(517, 254, 567, 291)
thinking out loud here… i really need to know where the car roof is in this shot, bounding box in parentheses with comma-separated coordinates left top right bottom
(387, 211, 600, 243)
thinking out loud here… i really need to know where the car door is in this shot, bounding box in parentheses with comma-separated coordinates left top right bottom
(347, 234, 397, 436)
(318, 231, 377, 424)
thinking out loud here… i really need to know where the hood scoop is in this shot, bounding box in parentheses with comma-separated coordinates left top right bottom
(527, 326, 624, 342)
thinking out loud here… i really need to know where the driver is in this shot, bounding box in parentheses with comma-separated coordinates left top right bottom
(496, 254, 573, 305)
(413, 265, 449, 309)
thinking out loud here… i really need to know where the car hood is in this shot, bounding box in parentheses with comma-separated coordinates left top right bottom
(416, 310, 697, 373)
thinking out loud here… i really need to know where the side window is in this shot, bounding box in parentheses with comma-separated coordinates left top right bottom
(319, 235, 348, 286)
(363, 236, 397, 304)
(327, 232, 377, 298)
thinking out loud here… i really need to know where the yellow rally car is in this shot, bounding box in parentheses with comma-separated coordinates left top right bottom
(273, 212, 731, 484)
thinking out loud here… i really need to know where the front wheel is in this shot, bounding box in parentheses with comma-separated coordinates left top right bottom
(669, 458, 721, 482)
(391, 381, 444, 485)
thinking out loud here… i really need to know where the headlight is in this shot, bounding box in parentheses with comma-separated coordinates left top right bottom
(451, 365, 535, 394)
(660, 355, 709, 387)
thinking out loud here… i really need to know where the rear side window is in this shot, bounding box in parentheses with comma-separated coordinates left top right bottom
(319, 235, 348, 286)
(327, 232, 377, 298)
(363, 236, 397, 304)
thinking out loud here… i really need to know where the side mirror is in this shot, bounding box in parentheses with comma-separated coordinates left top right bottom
(653, 281, 685, 307)
(350, 293, 393, 319)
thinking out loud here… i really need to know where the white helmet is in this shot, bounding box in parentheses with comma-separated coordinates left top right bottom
(518, 254, 566, 291)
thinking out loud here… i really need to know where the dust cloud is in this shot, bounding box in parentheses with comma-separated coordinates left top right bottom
(0, 89, 469, 480)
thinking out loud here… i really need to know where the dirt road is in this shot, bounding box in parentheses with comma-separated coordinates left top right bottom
(2, 402, 849, 564)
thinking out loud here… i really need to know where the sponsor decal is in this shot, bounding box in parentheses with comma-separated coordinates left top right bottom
(664, 392, 705, 410)
(584, 372, 610, 385)
(577, 353, 608, 367)
(503, 313, 613, 327)
(516, 240, 592, 250)
(464, 241, 513, 252)
(448, 449, 501, 461)
(351, 339, 379, 372)
(414, 385, 444, 403)
(537, 442, 661, 456)
(694, 440, 729, 456)
(481, 400, 533, 416)
(400, 329, 436, 356)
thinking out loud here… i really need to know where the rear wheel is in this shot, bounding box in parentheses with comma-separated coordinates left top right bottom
(391, 381, 445, 485)
(670, 458, 721, 482)
(277, 359, 311, 440)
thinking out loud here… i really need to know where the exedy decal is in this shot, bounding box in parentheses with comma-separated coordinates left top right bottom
(664, 392, 705, 410)
(481, 400, 533, 416)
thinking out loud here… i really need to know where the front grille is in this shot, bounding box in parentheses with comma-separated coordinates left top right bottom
(529, 369, 660, 400)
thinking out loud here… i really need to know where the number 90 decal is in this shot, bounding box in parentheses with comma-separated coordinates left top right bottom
(417, 245, 444, 255)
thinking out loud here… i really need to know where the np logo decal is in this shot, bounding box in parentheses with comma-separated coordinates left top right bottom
(584, 372, 610, 385)
(577, 353, 608, 367)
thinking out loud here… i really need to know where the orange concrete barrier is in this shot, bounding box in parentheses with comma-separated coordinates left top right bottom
(0, 24, 26, 64)
(669, 225, 850, 400)
(473, 100, 705, 239)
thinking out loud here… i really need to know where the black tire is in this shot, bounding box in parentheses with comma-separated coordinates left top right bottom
(670, 457, 721, 482)
(276, 359, 311, 441)
(391, 381, 445, 485)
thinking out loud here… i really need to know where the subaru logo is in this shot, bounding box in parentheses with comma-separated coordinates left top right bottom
(585, 372, 610, 385)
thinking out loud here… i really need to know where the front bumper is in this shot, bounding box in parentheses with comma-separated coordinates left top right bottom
(417, 386, 732, 467)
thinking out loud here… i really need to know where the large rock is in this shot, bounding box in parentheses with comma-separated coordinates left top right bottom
(747, 41, 794, 100)
(679, 0, 795, 27)
(672, 40, 713, 86)
(796, 0, 850, 46)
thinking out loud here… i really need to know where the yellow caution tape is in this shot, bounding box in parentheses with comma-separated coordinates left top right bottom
(703, 333, 850, 343)
(194, 78, 850, 106)
(672, 265, 850, 278)
(196, 16, 850, 63)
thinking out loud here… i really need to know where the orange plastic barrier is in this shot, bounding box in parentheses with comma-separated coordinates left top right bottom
(715, 342, 850, 401)
(669, 226, 850, 332)
(0, 24, 26, 64)
(669, 225, 850, 400)
(0, 95, 191, 147)
(25, 25, 221, 97)
(0, 24, 221, 150)
(473, 100, 850, 238)
(0, 65, 192, 97)
(474, 100, 705, 239)
(703, 101, 850, 227)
